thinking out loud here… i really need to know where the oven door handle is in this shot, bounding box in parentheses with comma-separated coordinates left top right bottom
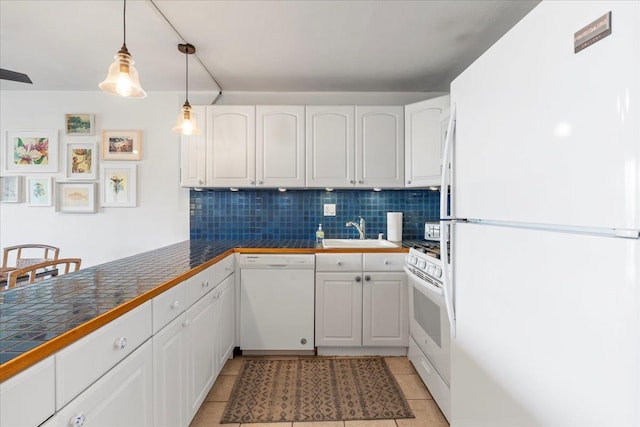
(404, 267, 444, 296)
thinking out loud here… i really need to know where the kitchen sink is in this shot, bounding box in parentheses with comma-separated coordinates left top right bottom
(322, 239, 399, 249)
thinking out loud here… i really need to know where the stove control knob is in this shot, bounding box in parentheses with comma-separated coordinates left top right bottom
(427, 265, 435, 275)
(435, 267, 442, 278)
(418, 260, 426, 269)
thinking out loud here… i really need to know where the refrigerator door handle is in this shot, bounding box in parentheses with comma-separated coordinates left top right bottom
(440, 220, 456, 337)
(440, 104, 456, 220)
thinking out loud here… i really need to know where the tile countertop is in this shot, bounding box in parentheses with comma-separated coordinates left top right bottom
(0, 239, 413, 382)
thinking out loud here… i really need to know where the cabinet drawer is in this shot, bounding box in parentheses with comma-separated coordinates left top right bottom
(0, 356, 55, 427)
(363, 253, 406, 271)
(315, 254, 362, 272)
(44, 340, 153, 427)
(186, 267, 215, 307)
(55, 301, 152, 409)
(213, 254, 234, 284)
(153, 280, 187, 334)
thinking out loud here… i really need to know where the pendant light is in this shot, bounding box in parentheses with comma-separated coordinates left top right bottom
(173, 43, 200, 135)
(99, 0, 146, 98)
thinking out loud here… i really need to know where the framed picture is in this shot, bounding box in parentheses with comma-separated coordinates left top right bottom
(4, 130, 58, 173)
(65, 113, 95, 135)
(100, 163, 136, 207)
(65, 141, 98, 180)
(26, 177, 53, 207)
(0, 176, 23, 203)
(101, 130, 142, 160)
(56, 182, 97, 213)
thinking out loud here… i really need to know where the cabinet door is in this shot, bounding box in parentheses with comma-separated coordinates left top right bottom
(256, 105, 305, 188)
(186, 291, 216, 422)
(206, 105, 256, 187)
(153, 314, 188, 427)
(404, 95, 450, 187)
(315, 272, 362, 347)
(306, 106, 355, 188)
(362, 272, 409, 347)
(0, 356, 55, 427)
(215, 274, 235, 374)
(43, 341, 153, 427)
(180, 105, 207, 187)
(356, 106, 404, 188)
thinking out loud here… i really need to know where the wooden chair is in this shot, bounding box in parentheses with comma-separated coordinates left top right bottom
(1, 244, 60, 280)
(6, 258, 81, 289)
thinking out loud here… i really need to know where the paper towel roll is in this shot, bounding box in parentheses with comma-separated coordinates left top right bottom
(387, 212, 403, 242)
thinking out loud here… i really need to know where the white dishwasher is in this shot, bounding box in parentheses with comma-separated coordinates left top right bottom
(239, 254, 315, 352)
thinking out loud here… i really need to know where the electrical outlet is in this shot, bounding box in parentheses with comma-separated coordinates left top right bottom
(324, 204, 336, 216)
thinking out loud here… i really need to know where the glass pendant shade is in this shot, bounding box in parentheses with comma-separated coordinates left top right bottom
(173, 102, 200, 135)
(99, 46, 146, 98)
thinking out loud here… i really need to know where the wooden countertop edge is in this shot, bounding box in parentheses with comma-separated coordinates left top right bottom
(0, 245, 408, 382)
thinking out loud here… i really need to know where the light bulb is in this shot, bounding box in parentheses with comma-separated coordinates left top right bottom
(182, 117, 194, 135)
(116, 72, 132, 97)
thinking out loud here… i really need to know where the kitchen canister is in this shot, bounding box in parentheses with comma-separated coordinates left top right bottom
(387, 212, 403, 242)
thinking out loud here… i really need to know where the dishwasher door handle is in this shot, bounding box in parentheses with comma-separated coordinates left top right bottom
(265, 264, 289, 268)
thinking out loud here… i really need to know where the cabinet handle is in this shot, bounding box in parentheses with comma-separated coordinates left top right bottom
(114, 337, 127, 350)
(198, 180, 204, 185)
(365, 275, 371, 281)
(358, 180, 364, 184)
(257, 180, 264, 185)
(407, 180, 412, 184)
(355, 276, 362, 282)
(384, 260, 390, 265)
(202, 281, 209, 288)
(69, 413, 86, 427)
(171, 300, 180, 309)
(336, 261, 343, 266)
(250, 180, 256, 185)
(350, 180, 355, 184)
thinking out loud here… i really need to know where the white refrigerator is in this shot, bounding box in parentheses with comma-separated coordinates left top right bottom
(445, 1, 640, 426)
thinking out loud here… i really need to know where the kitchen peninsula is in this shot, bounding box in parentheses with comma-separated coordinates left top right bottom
(0, 239, 411, 427)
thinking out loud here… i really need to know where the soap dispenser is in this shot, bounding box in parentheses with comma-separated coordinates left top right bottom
(316, 224, 325, 243)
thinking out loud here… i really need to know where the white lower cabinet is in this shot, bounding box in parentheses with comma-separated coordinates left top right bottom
(43, 340, 154, 427)
(214, 274, 235, 371)
(186, 289, 217, 421)
(152, 266, 235, 427)
(315, 253, 408, 350)
(0, 356, 55, 427)
(153, 313, 188, 427)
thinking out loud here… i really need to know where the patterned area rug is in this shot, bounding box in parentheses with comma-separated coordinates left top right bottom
(221, 357, 415, 424)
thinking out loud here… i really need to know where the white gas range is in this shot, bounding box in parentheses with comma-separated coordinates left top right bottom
(404, 243, 451, 421)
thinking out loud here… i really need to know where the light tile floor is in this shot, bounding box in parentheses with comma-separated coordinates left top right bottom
(189, 356, 449, 427)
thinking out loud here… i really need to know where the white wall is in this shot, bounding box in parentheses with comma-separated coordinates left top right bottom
(0, 89, 442, 267)
(0, 91, 192, 267)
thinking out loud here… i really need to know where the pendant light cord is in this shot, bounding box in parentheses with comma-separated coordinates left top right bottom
(122, 0, 127, 47)
(185, 48, 189, 103)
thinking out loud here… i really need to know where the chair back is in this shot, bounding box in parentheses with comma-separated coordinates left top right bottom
(2, 244, 60, 270)
(7, 258, 82, 289)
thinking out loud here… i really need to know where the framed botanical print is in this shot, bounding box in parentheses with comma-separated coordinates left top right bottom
(0, 176, 23, 203)
(100, 163, 137, 207)
(101, 130, 142, 160)
(26, 176, 53, 207)
(56, 182, 97, 213)
(4, 130, 58, 173)
(65, 141, 98, 180)
(65, 113, 95, 135)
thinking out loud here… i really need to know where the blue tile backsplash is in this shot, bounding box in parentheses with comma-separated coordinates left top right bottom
(190, 189, 440, 241)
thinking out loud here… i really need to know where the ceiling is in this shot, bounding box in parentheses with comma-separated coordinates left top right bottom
(0, 0, 539, 93)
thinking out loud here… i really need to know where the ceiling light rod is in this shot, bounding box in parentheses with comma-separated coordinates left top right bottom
(148, 0, 223, 93)
(99, 0, 146, 98)
(173, 43, 201, 135)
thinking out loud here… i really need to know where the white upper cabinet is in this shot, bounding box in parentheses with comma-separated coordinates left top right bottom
(206, 105, 256, 187)
(356, 106, 404, 188)
(404, 95, 450, 187)
(305, 106, 355, 188)
(180, 106, 207, 187)
(256, 106, 305, 187)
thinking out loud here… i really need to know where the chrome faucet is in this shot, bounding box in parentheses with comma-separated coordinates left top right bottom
(346, 217, 366, 239)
